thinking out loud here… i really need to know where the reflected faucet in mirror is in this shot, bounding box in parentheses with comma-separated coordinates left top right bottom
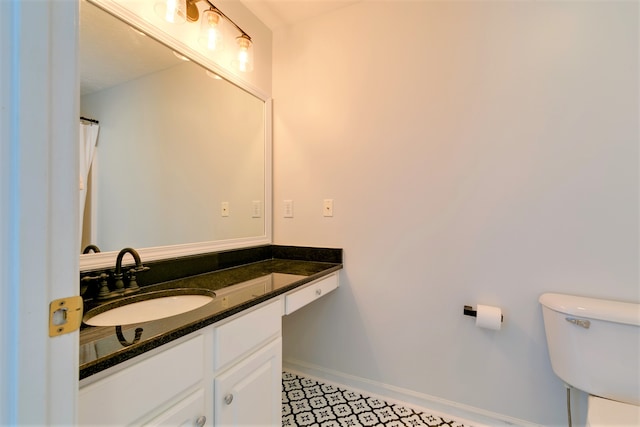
(82, 244, 101, 254)
(81, 247, 150, 301)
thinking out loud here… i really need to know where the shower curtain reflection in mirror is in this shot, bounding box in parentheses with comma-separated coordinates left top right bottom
(79, 121, 99, 250)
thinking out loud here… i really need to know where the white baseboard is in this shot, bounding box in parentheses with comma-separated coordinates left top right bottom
(283, 358, 542, 427)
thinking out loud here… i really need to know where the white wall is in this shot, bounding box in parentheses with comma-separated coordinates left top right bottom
(273, 1, 638, 425)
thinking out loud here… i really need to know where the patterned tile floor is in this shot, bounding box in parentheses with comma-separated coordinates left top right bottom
(282, 372, 471, 427)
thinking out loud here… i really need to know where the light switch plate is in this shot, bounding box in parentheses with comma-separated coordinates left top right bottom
(252, 200, 261, 218)
(284, 200, 293, 218)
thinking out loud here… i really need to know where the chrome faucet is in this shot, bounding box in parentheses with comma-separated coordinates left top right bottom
(113, 247, 149, 293)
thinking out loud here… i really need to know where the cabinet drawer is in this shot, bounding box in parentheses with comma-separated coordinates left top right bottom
(79, 335, 204, 426)
(214, 300, 281, 371)
(285, 273, 339, 315)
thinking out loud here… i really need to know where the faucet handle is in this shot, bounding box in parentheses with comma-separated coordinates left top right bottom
(80, 273, 103, 282)
(126, 268, 140, 291)
(112, 271, 125, 291)
(126, 265, 149, 291)
(96, 273, 111, 299)
(81, 272, 111, 299)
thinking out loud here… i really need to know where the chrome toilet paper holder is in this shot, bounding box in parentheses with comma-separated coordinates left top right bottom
(463, 305, 504, 322)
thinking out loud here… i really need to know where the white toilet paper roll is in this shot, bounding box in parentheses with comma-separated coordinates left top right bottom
(475, 304, 502, 330)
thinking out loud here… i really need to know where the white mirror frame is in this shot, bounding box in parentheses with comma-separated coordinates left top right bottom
(79, 0, 272, 271)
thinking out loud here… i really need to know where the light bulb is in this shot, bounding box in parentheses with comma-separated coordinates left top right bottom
(232, 35, 253, 73)
(199, 9, 224, 51)
(154, 0, 186, 24)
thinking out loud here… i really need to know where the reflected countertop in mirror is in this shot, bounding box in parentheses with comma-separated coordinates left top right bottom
(79, 0, 270, 270)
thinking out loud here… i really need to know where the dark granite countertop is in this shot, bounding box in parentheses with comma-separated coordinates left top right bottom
(79, 246, 342, 380)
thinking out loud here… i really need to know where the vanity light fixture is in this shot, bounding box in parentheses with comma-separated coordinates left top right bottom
(155, 0, 254, 72)
(199, 8, 224, 51)
(154, 0, 187, 24)
(232, 34, 254, 73)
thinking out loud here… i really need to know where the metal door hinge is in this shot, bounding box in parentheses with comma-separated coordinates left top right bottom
(49, 296, 83, 337)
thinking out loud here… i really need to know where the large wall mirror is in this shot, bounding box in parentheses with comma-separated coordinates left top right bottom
(79, 0, 271, 271)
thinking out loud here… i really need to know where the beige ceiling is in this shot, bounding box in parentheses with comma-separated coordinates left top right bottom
(240, 0, 360, 30)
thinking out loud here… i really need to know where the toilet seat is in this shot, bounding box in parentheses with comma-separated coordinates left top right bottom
(587, 395, 640, 426)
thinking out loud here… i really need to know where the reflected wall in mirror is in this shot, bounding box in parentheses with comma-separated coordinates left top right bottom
(79, 1, 266, 259)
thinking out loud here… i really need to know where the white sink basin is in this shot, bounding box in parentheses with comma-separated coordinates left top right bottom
(83, 289, 215, 327)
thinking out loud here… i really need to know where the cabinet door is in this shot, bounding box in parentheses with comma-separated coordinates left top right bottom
(145, 389, 207, 427)
(214, 338, 282, 427)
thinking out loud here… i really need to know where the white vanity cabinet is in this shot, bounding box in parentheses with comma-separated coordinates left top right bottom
(79, 272, 340, 426)
(79, 300, 282, 427)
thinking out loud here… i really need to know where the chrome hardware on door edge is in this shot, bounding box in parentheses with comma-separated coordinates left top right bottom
(224, 394, 234, 405)
(566, 317, 591, 329)
(80, 247, 150, 301)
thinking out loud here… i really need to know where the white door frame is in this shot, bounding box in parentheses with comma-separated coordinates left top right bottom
(0, 0, 79, 424)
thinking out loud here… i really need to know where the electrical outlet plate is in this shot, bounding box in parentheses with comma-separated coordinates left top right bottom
(323, 199, 333, 217)
(221, 201, 229, 217)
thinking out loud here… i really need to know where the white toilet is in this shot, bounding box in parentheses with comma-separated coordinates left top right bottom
(539, 293, 640, 426)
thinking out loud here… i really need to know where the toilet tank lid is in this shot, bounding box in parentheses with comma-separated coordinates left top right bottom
(539, 293, 640, 326)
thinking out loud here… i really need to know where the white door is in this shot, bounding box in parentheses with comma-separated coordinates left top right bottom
(214, 338, 282, 427)
(0, 0, 79, 424)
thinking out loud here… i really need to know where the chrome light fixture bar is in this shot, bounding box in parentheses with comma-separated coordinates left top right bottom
(155, 0, 254, 72)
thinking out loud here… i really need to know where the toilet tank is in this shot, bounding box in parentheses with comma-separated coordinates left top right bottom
(539, 293, 640, 406)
